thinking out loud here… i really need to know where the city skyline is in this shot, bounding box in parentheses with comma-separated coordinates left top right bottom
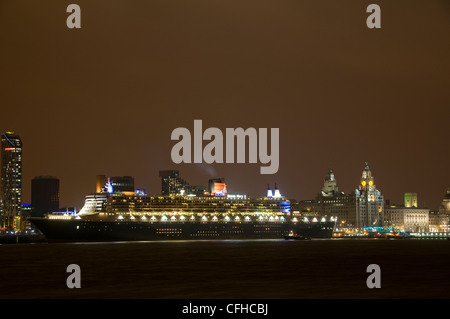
(1, 131, 447, 213)
(0, 1, 449, 210)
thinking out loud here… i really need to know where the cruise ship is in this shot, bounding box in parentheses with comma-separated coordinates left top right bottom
(30, 191, 335, 242)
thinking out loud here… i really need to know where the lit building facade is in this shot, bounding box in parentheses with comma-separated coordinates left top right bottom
(1, 132, 23, 231)
(159, 170, 189, 195)
(404, 193, 418, 208)
(315, 169, 358, 228)
(429, 189, 450, 232)
(355, 163, 384, 228)
(296, 163, 384, 230)
(384, 205, 429, 232)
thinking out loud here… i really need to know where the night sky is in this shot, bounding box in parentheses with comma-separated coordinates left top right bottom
(0, 1, 449, 210)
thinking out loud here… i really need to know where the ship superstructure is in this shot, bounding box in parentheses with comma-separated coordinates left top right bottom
(31, 186, 334, 242)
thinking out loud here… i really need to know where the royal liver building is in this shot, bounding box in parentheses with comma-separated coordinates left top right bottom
(314, 162, 384, 230)
(355, 163, 384, 228)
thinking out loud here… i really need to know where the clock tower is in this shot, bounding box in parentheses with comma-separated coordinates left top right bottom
(356, 162, 384, 228)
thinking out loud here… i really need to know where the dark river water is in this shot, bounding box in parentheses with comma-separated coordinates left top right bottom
(1, 238, 449, 299)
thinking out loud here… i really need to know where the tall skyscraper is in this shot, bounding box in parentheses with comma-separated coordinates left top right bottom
(31, 176, 60, 217)
(1, 132, 22, 231)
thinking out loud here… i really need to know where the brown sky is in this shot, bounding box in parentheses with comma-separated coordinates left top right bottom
(0, 0, 449, 210)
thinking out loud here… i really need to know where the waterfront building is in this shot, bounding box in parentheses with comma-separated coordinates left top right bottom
(315, 169, 358, 229)
(1, 132, 22, 231)
(159, 170, 189, 195)
(296, 163, 384, 230)
(355, 163, 384, 228)
(429, 189, 450, 232)
(384, 205, 429, 232)
(31, 176, 60, 217)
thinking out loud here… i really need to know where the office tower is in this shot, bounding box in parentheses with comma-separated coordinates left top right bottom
(31, 176, 60, 217)
(404, 193, 418, 208)
(1, 132, 22, 231)
(159, 170, 189, 195)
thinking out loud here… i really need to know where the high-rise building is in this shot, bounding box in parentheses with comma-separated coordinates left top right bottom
(159, 170, 189, 195)
(304, 163, 384, 230)
(31, 176, 60, 217)
(316, 169, 357, 228)
(1, 132, 23, 231)
(355, 162, 384, 228)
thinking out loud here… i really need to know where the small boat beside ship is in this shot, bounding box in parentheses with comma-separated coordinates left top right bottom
(284, 230, 311, 240)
